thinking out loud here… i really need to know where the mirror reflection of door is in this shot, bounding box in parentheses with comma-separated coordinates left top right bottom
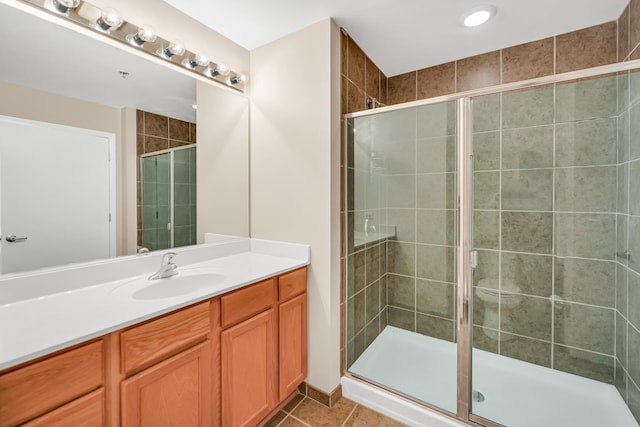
(0, 116, 115, 274)
(137, 110, 197, 252)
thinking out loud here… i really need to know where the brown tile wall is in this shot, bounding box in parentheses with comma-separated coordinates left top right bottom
(470, 76, 619, 384)
(340, 30, 390, 375)
(136, 110, 196, 247)
(383, 20, 618, 105)
(626, 0, 640, 60)
(341, 30, 388, 114)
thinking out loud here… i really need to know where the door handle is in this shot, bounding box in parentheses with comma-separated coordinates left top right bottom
(5, 235, 28, 242)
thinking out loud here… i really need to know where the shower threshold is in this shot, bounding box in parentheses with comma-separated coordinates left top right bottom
(347, 326, 638, 427)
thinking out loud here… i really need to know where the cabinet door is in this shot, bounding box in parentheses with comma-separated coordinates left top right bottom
(278, 292, 307, 400)
(121, 342, 212, 427)
(222, 309, 277, 427)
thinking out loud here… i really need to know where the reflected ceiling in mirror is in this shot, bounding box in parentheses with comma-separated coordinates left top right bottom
(0, 2, 196, 122)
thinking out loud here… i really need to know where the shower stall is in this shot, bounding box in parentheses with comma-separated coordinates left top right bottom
(140, 145, 197, 251)
(343, 63, 640, 426)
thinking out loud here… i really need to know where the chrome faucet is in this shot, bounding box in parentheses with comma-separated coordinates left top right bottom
(148, 251, 178, 280)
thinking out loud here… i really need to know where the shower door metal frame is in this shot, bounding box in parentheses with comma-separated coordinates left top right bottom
(343, 58, 640, 427)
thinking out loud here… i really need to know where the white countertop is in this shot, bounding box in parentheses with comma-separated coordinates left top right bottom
(0, 236, 309, 371)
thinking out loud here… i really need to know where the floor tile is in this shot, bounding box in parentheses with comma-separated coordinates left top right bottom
(264, 396, 407, 427)
(291, 397, 356, 426)
(283, 393, 306, 413)
(264, 411, 287, 427)
(343, 405, 406, 426)
(279, 415, 311, 426)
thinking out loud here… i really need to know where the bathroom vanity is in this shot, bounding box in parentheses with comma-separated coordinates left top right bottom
(0, 237, 309, 427)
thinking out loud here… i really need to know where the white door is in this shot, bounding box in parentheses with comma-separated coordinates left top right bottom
(0, 116, 115, 274)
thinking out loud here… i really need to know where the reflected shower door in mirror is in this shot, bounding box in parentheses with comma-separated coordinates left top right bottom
(0, 2, 249, 277)
(469, 73, 639, 427)
(140, 145, 196, 252)
(345, 100, 459, 415)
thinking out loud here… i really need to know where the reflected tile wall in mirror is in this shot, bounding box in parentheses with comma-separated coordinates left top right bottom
(137, 110, 197, 249)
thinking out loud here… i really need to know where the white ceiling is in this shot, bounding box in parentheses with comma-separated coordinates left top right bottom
(164, 0, 628, 77)
(0, 4, 196, 123)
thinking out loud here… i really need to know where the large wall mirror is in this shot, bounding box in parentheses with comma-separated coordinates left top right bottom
(0, 1, 249, 275)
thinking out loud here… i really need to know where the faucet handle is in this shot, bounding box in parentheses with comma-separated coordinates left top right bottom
(162, 251, 177, 264)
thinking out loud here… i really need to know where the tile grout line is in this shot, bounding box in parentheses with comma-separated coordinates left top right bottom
(283, 414, 313, 427)
(340, 403, 360, 427)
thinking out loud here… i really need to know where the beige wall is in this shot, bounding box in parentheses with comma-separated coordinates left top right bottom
(0, 80, 136, 256)
(196, 81, 250, 238)
(250, 19, 342, 393)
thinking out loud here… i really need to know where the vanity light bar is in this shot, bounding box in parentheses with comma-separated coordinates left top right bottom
(126, 24, 157, 47)
(93, 7, 122, 32)
(28, 0, 247, 92)
(50, 0, 80, 14)
(158, 40, 186, 59)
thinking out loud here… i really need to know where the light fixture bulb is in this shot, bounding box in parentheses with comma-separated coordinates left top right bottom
(127, 25, 157, 47)
(230, 73, 247, 85)
(51, 0, 80, 14)
(94, 8, 123, 32)
(462, 5, 496, 27)
(194, 54, 209, 67)
(182, 53, 209, 69)
(209, 63, 230, 77)
(158, 40, 186, 59)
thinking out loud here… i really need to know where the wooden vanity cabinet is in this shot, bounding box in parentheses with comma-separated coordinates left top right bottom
(220, 267, 308, 427)
(23, 389, 104, 427)
(119, 301, 214, 427)
(221, 278, 278, 427)
(0, 266, 307, 427)
(0, 340, 104, 427)
(278, 267, 308, 401)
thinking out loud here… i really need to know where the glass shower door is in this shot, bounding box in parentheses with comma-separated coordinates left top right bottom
(141, 153, 171, 251)
(173, 146, 197, 247)
(140, 146, 197, 252)
(345, 99, 459, 414)
(469, 73, 638, 426)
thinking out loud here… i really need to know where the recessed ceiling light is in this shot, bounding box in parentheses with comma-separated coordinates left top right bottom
(462, 5, 497, 28)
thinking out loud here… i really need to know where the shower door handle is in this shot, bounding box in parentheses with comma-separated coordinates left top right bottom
(470, 250, 478, 270)
(5, 234, 28, 242)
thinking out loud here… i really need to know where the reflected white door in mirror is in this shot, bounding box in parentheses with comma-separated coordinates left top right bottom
(0, 115, 115, 274)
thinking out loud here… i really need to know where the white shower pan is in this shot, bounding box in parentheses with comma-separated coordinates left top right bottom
(344, 326, 638, 427)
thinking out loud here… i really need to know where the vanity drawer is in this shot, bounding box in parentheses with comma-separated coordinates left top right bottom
(0, 340, 103, 426)
(23, 388, 104, 427)
(221, 278, 275, 329)
(121, 301, 210, 374)
(278, 267, 307, 301)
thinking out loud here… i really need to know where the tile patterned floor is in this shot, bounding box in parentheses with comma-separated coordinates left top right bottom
(264, 393, 406, 427)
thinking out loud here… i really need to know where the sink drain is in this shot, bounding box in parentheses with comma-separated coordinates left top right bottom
(472, 390, 485, 403)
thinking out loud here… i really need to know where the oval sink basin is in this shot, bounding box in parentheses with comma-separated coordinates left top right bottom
(129, 272, 227, 300)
